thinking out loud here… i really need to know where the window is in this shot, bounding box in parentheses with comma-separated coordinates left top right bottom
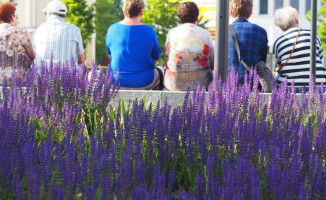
(260, 0, 268, 14)
(10, 0, 18, 5)
(275, 0, 283, 10)
(290, 0, 299, 11)
(306, 0, 311, 12)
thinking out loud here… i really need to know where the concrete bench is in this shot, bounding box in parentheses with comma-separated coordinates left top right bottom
(0, 87, 273, 109)
(111, 90, 272, 108)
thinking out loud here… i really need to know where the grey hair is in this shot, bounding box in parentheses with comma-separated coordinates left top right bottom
(274, 6, 298, 31)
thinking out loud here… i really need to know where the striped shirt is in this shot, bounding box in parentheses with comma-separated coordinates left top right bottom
(34, 15, 84, 67)
(273, 27, 326, 87)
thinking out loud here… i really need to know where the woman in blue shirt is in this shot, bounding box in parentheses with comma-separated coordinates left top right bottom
(105, 0, 161, 89)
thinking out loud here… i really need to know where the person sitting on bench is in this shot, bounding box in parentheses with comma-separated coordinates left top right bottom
(105, 0, 161, 90)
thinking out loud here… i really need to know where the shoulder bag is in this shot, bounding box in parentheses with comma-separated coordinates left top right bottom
(229, 25, 273, 93)
(276, 28, 301, 74)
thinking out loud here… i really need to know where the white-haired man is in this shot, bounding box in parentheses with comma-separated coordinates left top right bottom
(273, 6, 326, 92)
(34, 0, 84, 67)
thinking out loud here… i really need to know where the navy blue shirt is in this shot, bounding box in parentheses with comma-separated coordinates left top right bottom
(106, 23, 161, 87)
(228, 18, 268, 84)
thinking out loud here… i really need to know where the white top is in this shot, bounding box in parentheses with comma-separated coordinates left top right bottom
(34, 15, 84, 67)
(164, 23, 214, 91)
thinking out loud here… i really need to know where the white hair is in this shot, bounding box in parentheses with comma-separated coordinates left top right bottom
(274, 6, 298, 31)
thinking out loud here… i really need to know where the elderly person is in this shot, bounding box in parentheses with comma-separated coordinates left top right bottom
(105, 0, 161, 89)
(34, 0, 84, 67)
(273, 7, 326, 92)
(164, 2, 214, 91)
(228, 0, 268, 85)
(0, 2, 35, 84)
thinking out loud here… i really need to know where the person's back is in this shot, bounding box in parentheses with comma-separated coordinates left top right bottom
(0, 2, 35, 84)
(273, 7, 326, 91)
(105, 0, 161, 89)
(34, 0, 84, 67)
(106, 23, 160, 87)
(164, 2, 214, 91)
(228, 0, 268, 84)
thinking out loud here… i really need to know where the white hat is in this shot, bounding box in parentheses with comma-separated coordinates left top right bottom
(42, 0, 67, 15)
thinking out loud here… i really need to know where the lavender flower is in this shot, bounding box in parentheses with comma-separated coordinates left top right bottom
(1, 59, 326, 199)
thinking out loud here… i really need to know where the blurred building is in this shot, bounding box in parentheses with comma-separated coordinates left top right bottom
(4, 0, 96, 64)
(249, 0, 322, 49)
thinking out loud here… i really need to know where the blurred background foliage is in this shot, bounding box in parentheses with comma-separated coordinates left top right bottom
(94, 0, 123, 65)
(142, 0, 180, 61)
(306, 0, 326, 53)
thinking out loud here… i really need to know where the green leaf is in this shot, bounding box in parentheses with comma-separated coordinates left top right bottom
(94, 0, 123, 63)
(306, 0, 326, 53)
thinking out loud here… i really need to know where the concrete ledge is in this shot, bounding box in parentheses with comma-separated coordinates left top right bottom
(111, 90, 272, 108)
(0, 87, 272, 109)
(111, 90, 191, 108)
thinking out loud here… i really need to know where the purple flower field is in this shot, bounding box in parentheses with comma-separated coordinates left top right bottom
(0, 60, 325, 199)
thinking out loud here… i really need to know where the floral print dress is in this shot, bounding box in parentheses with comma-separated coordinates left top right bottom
(164, 23, 214, 91)
(0, 23, 32, 84)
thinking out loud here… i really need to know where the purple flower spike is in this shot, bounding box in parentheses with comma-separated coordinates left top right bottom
(196, 173, 206, 200)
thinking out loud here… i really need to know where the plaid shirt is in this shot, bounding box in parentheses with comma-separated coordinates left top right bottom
(228, 18, 268, 84)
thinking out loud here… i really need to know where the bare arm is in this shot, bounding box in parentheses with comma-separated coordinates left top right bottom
(78, 54, 84, 64)
(24, 45, 36, 61)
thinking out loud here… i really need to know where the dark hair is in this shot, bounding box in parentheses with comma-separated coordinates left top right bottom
(0, 3, 16, 24)
(177, 2, 199, 24)
(230, 0, 253, 19)
(123, 0, 145, 18)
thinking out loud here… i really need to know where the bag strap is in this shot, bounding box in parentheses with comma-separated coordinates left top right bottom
(277, 28, 301, 73)
(155, 67, 164, 90)
(229, 25, 251, 71)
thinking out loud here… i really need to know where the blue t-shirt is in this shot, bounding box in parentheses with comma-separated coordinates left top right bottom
(105, 23, 161, 87)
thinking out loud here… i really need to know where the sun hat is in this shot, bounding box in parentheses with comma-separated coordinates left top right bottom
(42, 0, 67, 15)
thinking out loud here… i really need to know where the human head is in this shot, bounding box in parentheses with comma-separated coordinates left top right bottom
(274, 6, 299, 31)
(123, 0, 145, 18)
(230, 0, 253, 19)
(42, 0, 67, 19)
(177, 2, 199, 24)
(0, 3, 16, 24)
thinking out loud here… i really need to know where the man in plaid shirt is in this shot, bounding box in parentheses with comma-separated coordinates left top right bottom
(228, 0, 268, 84)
